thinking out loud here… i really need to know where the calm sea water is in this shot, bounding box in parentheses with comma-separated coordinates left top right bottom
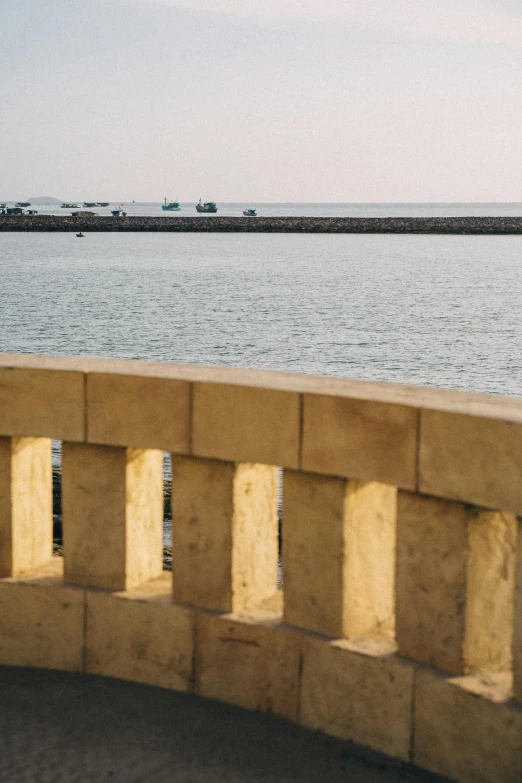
(1, 224, 521, 397)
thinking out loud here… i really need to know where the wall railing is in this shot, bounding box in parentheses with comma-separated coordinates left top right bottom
(0, 354, 521, 783)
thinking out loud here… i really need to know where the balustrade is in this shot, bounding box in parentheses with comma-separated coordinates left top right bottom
(0, 353, 521, 783)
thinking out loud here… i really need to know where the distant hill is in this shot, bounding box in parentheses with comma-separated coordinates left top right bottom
(27, 196, 63, 204)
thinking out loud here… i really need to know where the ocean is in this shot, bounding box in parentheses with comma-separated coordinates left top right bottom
(1, 212, 521, 397)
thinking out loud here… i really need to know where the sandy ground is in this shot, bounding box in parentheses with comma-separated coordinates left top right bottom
(0, 667, 449, 783)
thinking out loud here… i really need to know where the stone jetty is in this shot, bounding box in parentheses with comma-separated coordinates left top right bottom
(2, 214, 522, 233)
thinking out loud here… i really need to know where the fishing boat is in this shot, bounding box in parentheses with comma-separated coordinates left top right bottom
(162, 198, 181, 211)
(76, 233, 85, 238)
(111, 204, 127, 217)
(61, 203, 79, 209)
(243, 208, 257, 217)
(16, 202, 30, 207)
(0, 203, 6, 209)
(83, 202, 96, 208)
(97, 202, 109, 207)
(196, 200, 217, 213)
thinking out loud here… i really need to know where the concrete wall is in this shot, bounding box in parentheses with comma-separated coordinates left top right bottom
(2, 215, 522, 232)
(0, 353, 521, 782)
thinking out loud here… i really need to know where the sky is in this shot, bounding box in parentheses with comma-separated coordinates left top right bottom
(1, 0, 522, 202)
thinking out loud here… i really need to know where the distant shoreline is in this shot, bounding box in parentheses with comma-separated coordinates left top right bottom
(2, 215, 522, 234)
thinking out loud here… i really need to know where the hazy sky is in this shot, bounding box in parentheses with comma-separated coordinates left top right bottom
(2, 0, 522, 202)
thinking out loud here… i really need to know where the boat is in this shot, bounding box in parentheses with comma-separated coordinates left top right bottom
(27, 210, 38, 215)
(97, 202, 109, 207)
(196, 200, 217, 213)
(16, 202, 30, 207)
(243, 208, 257, 217)
(111, 204, 127, 217)
(83, 202, 96, 208)
(162, 198, 181, 211)
(7, 207, 25, 215)
(76, 233, 85, 238)
(61, 203, 79, 208)
(0, 203, 6, 209)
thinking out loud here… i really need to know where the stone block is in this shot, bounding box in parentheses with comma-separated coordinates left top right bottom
(172, 457, 278, 612)
(414, 667, 522, 783)
(0, 437, 52, 577)
(0, 559, 84, 671)
(62, 444, 163, 591)
(0, 367, 84, 440)
(420, 409, 522, 514)
(192, 382, 300, 468)
(302, 394, 417, 488)
(86, 574, 194, 691)
(87, 372, 190, 452)
(283, 471, 396, 638)
(397, 492, 516, 675)
(196, 611, 300, 721)
(300, 635, 413, 761)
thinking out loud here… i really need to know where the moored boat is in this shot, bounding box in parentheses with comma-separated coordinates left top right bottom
(61, 203, 79, 208)
(16, 202, 30, 207)
(196, 199, 217, 213)
(243, 208, 257, 217)
(97, 202, 109, 207)
(111, 204, 127, 217)
(83, 202, 96, 208)
(162, 198, 181, 211)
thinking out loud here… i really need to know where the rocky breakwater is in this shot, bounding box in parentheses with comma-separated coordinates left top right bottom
(2, 214, 522, 233)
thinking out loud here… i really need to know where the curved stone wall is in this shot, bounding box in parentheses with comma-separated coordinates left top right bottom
(0, 354, 521, 782)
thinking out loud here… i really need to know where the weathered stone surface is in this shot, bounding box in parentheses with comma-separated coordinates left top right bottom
(464, 510, 516, 673)
(86, 575, 194, 691)
(196, 611, 300, 721)
(62, 444, 163, 590)
(193, 382, 300, 468)
(0, 559, 84, 670)
(0, 438, 52, 577)
(300, 635, 413, 760)
(171, 457, 279, 612)
(302, 394, 417, 488)
(283, 471, 396, 638)
(0, 367, 84, 440)
(414, 667, 522, 783)
(420, 409, 522, 514)
(87, 373, 191, 452)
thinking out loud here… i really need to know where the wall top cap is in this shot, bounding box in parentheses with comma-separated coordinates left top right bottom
(0, 353, 521, 423)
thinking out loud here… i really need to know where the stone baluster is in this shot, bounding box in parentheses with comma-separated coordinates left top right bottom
(396, 491, 516, 675)
(62, 443, 164, 591)
(283, 470, 397, 638)
(171, 456, 279, 613)
(0, 437, 53, 577)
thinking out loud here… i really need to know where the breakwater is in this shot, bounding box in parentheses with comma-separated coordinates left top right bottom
(2, 214, 522, 233)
